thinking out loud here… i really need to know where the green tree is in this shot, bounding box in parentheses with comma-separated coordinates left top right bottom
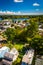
(7, 41, 13, 49)
(5, 28, 15, 43)
(26, 20, 38, 38)
(12, 57, 21, 65)
(31, 34, 43, 54)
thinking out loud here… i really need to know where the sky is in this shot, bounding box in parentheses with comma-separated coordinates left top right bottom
(0, 0, 43, 15)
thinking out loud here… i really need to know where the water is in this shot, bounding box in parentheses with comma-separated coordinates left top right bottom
(13, 18, 29, 21)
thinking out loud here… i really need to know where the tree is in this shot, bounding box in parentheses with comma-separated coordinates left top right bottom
(26, 20, 38, 38)
(15, 20, 38, 42)
(12, 57, 21, 65)
(11, 24, 14, 27)
(5, 28, 15, 43)
(31, 34, 43, 54)
(7, 41, 13, 49)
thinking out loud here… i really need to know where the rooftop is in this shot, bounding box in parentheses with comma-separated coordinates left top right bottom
(0, 46, 10, 58)
(22, 49, 34, 65)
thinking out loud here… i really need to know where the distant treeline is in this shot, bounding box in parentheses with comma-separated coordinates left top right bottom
(0, 15, 43, 19)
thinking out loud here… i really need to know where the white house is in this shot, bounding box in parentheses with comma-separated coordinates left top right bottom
(0, 46, 10, 58)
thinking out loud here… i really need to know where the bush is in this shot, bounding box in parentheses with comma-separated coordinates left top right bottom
(12, 57, 21, 65)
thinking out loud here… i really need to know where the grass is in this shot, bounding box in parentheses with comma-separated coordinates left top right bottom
(12, 43, 25, 65)
(14, 43, 24, 50)
(12, 57, 21, 65)
(1, 42, 24, 51)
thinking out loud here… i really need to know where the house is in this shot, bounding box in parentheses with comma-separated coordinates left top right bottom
(0, 46, 10, 58)
(2, 48, 19, 65)
(2, 52, 14, 65)
(38, 27, 43, 36)
(0, 46, 19, 65)
(2, 19, 11, 29)
(0, 23, 3, 30)
(0, 20, 12, 32)
(35, 55, 43, 65)
(39, 24, 43, 31)
(3, 19, 11, 25)
(13, 19, 24, 24)
(2, 59, 12, 65)
(0, 36, 7, 43)
(21, 49, 34, 65)
(10, 48, 19, 61)
(0, 22, 6, 33)
(3, 25, 11, 29)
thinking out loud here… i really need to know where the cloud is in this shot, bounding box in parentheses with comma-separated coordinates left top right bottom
(33, 3, 40, 6)
(0, 11, 14, 15)
(14, 0, 23, 2)
(15, 11, 22, 15)
(0, 11, 22, 15)
(21, 12, 43, 15)
(36, 9, 39, 11)
(0, 11, 43, 15)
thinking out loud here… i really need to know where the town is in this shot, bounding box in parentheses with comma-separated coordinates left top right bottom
(0, 15, 43, 65)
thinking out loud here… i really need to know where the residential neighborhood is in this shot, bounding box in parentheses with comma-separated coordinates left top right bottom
(0, 16, 43, 65)
(0, 0, 43, 65)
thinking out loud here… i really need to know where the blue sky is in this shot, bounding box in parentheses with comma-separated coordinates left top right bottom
(0, 0, 43, 15)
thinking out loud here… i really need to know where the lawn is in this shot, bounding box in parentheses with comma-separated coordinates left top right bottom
(12, 43, 25, 65)
(14, 43, 24, 50)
